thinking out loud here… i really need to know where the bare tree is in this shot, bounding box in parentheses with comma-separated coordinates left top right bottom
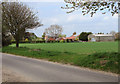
(110, 31, 116, 35)
(61, 0, 119, 17)
(45, 25, 63, 38)
(2, 2, 42, 47)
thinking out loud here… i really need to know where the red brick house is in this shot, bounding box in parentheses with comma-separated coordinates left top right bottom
(48, 37, 55, 41)
(65, 35, 79, 41)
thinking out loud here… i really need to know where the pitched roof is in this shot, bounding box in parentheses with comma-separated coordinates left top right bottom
(48, 37, 55, 41)
(65, 36, 76, 40)
(93, 34, 114, 37)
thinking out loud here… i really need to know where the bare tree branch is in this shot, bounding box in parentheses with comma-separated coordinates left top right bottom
(62, 0, 119, 17)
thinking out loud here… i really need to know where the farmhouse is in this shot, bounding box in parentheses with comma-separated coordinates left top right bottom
(56, 37, 66, 41)
(88, 34, 115, 42)
(45, 35, 59, 41)
(65, 35, 79, 41)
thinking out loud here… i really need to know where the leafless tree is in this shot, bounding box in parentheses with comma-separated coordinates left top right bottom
(45, 25, 63, 38)
(110, 31, 116, 35)
(2, 2, 42, 47)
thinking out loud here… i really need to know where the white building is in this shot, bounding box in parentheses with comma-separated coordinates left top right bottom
(88, 34, 115, 42)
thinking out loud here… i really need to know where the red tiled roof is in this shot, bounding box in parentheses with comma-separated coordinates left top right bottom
(60, 37, 66, 40)
(65, 36, 76, 40)
(48, 37, 55, 41)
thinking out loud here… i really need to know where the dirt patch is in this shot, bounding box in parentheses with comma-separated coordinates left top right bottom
(32, 49, 41, 51)
(2, 67, 33, 82)
(29, 49, 41, 52)
(100, 60, 108, 66)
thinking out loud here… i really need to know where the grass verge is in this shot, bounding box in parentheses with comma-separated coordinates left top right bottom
(2, 46, 119, 74)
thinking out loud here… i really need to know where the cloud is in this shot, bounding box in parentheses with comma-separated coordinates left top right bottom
(103, 16, 109, 20)
(42, 13, 92, 26)
(66, 14, 91, 22)
(103, 14, 118, 21)
(112, 14, 118, 19)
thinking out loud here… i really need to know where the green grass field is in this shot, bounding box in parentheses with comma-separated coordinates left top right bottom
(10, 41, 118, 54)
(2, 41, 119, 73)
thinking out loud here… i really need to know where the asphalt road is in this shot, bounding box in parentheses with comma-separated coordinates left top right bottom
(2, 53, 118, 82)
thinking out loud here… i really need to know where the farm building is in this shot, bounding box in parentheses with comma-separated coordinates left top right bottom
(88, 34, 115, 42)
(65, 35, 79, 42)
(45, 35, 59, 41)
(56, 37, 66, 41)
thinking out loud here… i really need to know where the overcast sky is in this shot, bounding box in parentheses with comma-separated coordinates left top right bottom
(24, 1, 118, 37)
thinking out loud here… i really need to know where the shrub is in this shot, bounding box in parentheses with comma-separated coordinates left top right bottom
(25, 38, 29, 42)
(69, 39, 72, 42)
(2, 33, 12, 47)
(60, 40, 64, 43)
(79, 32, 92, 41)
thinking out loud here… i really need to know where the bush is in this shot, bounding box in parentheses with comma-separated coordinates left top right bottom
(69, 39, 72, 42)
(25, 38, 29, 42)
(2, 33, 12, 47)
(60, 40, 64, 43)
(79, 32, 92, 41)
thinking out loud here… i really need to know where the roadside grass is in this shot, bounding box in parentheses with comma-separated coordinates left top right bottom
(2, 42, 119, 74)
(2, 46, 83, 64)
(75, 52, 119, 74)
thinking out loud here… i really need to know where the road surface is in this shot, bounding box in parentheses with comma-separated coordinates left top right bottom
(2, 53, 118, 82)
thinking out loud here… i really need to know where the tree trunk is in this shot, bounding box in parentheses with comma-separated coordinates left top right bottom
(16, 40, 19, 48)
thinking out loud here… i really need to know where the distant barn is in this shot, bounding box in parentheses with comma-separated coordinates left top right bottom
(88, 34, 115, 42)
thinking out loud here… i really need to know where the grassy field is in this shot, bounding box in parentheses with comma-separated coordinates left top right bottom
(10, 41, 118, 54)
(2, 41, 119, 73)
